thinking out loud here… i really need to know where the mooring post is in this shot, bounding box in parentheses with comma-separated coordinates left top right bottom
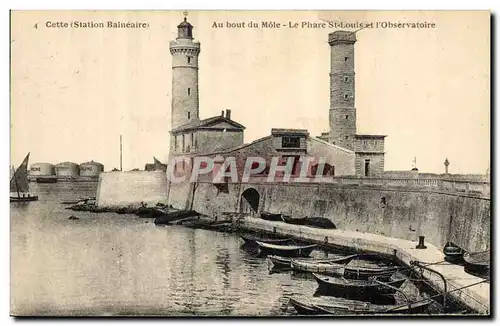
(416, 236, 427, 249)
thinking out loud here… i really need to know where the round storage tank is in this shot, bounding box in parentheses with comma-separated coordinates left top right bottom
(29, 162, 55, 176)
(55, 162, 79, 177)
(79, 161, 104, 177)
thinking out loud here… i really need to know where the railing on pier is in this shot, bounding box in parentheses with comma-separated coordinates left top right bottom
(193, 174, 490, 198)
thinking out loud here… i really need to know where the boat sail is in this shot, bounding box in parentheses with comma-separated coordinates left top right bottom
(10, 153, 38, 202)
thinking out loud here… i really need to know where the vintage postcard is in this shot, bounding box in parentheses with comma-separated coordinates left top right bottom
(10, 10, 490, 317)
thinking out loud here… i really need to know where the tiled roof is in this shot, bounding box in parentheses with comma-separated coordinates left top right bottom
(171, 115, 245, 133)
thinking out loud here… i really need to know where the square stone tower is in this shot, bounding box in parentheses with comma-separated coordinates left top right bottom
(328, 31, 356, 151)
(327, 30, 386, 176)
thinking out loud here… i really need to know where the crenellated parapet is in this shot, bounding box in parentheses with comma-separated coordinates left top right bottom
(169, 40, 201, 56)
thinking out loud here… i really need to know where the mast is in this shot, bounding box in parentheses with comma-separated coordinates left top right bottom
(11, 153, 30, 198)
(120, 134, 123, 171)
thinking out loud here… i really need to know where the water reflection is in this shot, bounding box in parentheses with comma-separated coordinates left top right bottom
(11, 183, 443, 316)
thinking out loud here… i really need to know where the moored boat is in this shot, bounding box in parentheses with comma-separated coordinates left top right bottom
(443, 242, 464, 263)
(463, 250, 490, 277)
(313, 298, 433, 315)
(153, 210, 198, 225)
(288, 298, 324, 315)
(291, 259, 346, 276)
(269, 254, 360, 271)
(255, 241, 317, 258)
(240, 233, 292, 246)
(260, 211, 284, 221)
(268, 255, 293, 270)
(281, 215, 337, 229)
(291, 259, 398, 279)
(344, 264, 399, 280)
(36, 177, 58, 183)
(312, 273, 406, 298)
(282, 216, 308, 225)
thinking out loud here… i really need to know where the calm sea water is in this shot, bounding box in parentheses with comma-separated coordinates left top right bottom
(11, 182, 439, 317)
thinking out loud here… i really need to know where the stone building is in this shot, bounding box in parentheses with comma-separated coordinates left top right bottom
(167, 16, 386, 178)
(321, 31, 387, 176)
(205, 128, 355, 180)
(168, 16, 245, 160)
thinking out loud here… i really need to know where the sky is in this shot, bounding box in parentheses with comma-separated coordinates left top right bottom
(10, 10, 490, 174)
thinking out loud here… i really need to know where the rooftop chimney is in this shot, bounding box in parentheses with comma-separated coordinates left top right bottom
(225, 109, 232, 120)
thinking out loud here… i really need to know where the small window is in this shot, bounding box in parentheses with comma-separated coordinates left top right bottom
(282, 136, 300, 148)
(344, 76, 349, 82)
(187, 88, 191, 95)
(344, 94, 349, 99)
(188, 112, 191, 119)
(345, 136, 349, 140)
(187, 56, 191, 64)
(345, 115, 349, 120)
(344, 57, 348, 61)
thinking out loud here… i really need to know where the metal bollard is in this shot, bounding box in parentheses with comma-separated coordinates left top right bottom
(416, 236, 427, 249)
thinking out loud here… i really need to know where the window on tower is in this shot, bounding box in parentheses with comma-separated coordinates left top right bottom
(345, 115, 349, 120)
(344, 57, 348, 61)
(188, 112, 191, 119)
(187, 88, 191, 95)
(282, 136, 300, 148)
(344, 76, 349, 82)
(187, 56, 191, 64)
(345, 136, 349, 140)
(344, 94, 349, 99)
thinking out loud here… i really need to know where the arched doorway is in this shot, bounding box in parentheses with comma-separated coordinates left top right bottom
(240, 188, 260, 216)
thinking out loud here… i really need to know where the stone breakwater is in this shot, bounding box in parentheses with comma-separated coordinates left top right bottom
(96, 171, 168, 207)
(239, 217, 490, 315)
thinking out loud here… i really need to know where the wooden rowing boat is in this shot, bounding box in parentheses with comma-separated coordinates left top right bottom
(443, 242, 464, 263)
(281, 215, 337, 229)
(291, 259, 346, 275)
(313, 298, 433, 315)
(312, 273, 406, 298)
(260, 211, 284, 221)
(288, 298, 324, 315)
(463, 250, 490, 277)
(270, 254, 358, 270)
(153, 210, 198, 225)
(268, 255, 293, 270)
(281, 215, 308, 225)
(344, 264, 399, 280)
(239, 234, 292, 246)
(255, 241, 317, 258)
(291, 259, 398, 279)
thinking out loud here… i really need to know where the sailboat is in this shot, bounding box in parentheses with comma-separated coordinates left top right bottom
(10, 152, 38, 202)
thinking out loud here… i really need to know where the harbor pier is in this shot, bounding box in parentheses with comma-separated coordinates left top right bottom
(239, 216, 490, 314)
